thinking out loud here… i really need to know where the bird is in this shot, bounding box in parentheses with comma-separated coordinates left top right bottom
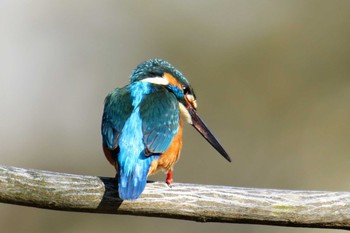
(101, 58, 231, 200)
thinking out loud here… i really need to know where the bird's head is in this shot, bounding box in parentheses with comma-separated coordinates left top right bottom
(130, 59, 231, 162)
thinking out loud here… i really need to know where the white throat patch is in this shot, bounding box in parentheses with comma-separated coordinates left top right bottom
(141, 77, 169, 85)
(179, 103, 192, 124)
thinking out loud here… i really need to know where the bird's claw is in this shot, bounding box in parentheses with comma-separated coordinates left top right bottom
(166, 170, 173, 187)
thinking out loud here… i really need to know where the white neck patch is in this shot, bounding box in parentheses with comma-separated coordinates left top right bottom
(141, 77, 169, 85)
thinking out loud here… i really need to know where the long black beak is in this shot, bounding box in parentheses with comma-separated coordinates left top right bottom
(188, 107, 231, 162)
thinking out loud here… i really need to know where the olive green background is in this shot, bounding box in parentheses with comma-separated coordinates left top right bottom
(1, 1, 350, 233)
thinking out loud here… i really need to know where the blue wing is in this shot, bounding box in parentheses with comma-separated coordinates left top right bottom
(140, 87, 180, 153)
(101, 87, 133, 151)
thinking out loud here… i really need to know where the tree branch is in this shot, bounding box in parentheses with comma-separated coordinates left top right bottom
(0, 165, 349, 230)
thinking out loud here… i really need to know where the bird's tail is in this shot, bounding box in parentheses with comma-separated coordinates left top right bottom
(118, 153, 157, 200)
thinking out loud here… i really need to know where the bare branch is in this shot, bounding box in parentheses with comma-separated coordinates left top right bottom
(0, 165, 349, 230)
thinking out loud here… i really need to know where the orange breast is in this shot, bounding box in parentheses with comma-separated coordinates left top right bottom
(148, 119, 183, 175)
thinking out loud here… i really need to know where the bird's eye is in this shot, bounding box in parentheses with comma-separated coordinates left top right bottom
(182, 85, 190, 94)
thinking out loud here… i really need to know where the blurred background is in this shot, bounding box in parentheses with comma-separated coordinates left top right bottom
(1, 1, 350, 232)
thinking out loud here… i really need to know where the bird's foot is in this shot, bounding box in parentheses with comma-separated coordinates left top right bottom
(165, 170, 173, 187)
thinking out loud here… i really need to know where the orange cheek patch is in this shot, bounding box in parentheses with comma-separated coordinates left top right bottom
(163, 73, 182, 89)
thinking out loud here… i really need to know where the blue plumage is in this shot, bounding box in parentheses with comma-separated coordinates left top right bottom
(130, 59, 190, 87)
(102, 81, 180, 200)
(102, 88, 133, 150)
(140, 88, 179, 153)
(117, 100, 157, 199)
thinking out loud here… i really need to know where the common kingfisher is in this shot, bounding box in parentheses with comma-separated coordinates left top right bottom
(101, 59, 231, 200)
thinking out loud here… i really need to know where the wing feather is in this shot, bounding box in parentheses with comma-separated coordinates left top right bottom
(101, 87, 134, 150)
(139, 88, 180, 153)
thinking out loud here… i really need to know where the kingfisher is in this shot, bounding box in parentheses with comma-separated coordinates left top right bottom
(101, 59, 231, 200)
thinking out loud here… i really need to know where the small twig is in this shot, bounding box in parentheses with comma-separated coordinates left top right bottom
(0, 165, 349, 230)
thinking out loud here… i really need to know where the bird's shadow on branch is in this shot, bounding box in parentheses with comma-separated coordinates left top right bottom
(96, 177, 160, 213)
(96, 177, 123, 212)
(95, 178, 158, 212)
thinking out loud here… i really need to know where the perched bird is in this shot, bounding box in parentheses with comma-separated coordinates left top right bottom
(101, 59, 231, 200)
